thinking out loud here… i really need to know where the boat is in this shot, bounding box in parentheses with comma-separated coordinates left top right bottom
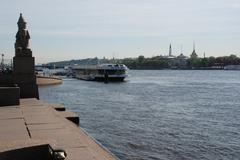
(72, 64, 128, 82)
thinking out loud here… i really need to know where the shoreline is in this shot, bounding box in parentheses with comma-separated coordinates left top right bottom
(37, 76, 62, 86)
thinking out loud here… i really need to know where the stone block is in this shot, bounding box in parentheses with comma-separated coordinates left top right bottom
(18, 84, 39, 99)
(0, 87, 20, 106)
(65, 147, 98, 160)
(59, 111, 79, 126)
(13, 56, 35, 74)
(27, 123, 64, 131)
(0, 118, 30, 141)
(24, 115, 60, 125)
(0, 144, 53, 160)
(13, 74, 36, 84)
(50, 104, 66, 111)
(0, 106, 22, 119)
(20, 98, 45, 106)
(0, 74, 13, 85)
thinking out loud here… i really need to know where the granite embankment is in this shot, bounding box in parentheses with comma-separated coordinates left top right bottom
(0, 98, 117, 160)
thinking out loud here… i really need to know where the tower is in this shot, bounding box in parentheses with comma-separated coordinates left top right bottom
(169, 44, 172, 57)
(190, 42, 198, 59)
(13, 13, 39, 99)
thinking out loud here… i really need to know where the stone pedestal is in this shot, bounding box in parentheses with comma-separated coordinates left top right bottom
(13, 56, 35, 74)
(13, 56, 39, 99)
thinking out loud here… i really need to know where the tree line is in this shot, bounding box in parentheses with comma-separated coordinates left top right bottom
(44, 54, 240, 70)
(115, 54, 240, 69)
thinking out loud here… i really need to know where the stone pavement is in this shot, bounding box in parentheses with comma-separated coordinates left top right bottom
(0, 98, 117, 160)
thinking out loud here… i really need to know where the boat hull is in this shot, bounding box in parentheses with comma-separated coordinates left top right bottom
(76, 75, 126, 82)
(94, 77, 125, 82)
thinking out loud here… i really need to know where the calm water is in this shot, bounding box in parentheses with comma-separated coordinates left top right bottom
(39, 70, 240, 160)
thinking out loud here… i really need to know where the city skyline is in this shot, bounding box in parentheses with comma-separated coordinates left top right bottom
(0, 0, 240, 63)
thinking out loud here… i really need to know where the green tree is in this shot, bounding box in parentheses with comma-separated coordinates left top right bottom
(138, 55, 145, 63)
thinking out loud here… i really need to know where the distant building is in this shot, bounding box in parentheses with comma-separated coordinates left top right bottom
(177, 53, 188, 59)
(157, 44, 175, 58)
(156, 44, 189, 68)
(190, 43, 198, 59)
(172, 53, 188, 68)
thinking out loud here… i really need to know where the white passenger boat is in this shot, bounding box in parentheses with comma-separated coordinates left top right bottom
(72, 64, 128, 82)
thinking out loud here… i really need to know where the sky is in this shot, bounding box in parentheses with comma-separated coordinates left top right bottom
(0, 0, 240, 63)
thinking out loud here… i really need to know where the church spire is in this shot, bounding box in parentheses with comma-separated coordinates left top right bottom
(169, 43, 172, 56)
(190, 42, 198, 59)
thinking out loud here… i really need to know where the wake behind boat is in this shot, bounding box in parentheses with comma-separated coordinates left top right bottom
(72, 64, 128, 82)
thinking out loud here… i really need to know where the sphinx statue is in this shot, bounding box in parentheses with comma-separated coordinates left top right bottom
(13, 13, 39, 99)
(15, 13, 32, 57)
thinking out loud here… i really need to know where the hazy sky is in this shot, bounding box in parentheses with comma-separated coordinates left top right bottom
(0, 0, 240, 63)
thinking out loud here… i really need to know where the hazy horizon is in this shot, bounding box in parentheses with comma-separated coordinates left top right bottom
(0, 0, 240, 63)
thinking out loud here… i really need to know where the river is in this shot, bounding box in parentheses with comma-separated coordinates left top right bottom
(39, 70, 240, 160)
